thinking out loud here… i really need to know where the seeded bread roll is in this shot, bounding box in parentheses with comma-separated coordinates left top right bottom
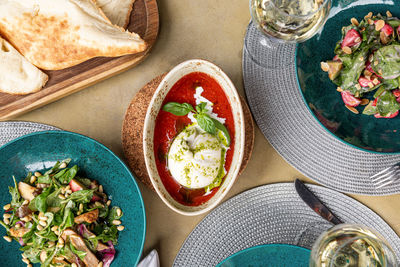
(0, 0, 147, 70)
(0, 37, 48, 95)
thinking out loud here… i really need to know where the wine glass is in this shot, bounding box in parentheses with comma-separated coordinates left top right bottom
(246, 0, 331, 68)
(310, 224, 398, 267)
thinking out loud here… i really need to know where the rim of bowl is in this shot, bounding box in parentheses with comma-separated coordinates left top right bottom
(143, 59, 245, 216)
(217, 244, 310, 267)
(295, 43, 400, 155)
(0, 130, 146, 266)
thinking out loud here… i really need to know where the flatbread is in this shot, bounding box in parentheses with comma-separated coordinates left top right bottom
(97, 0, 135, 28)
(0, 36, 48, 95)
(0, 0, 147, 70)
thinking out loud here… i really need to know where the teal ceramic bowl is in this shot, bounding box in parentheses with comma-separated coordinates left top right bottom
(0, 131, 146, 266)
(296, 0, 400, 153)
(216, 244, 310, 267)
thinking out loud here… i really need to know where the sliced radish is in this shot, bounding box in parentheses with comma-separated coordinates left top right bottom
(341, 29, 361, 48)
(381, 24, 393, 36)
(374, 110, 399, 118)
(341, 91, 361, 107)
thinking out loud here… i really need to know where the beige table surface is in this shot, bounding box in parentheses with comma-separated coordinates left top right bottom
(16, 0, 400, 266)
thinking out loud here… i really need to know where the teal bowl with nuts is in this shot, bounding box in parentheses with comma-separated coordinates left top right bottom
(0, 131, 146, 266)
(296, 0, 400, 153)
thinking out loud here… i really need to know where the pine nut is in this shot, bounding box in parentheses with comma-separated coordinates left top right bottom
(99, 185, 103, 193)
(60, 187, 66, 194)
(117, 225, 125, 231)
(350, 17, 359, 26)
(34, 172, 42, 177)
(387, 10, 392, 17)
(97, 262, 103, 267)
(59, 162, 67, 169)
(3, 236, 11, 242)
(375, 20, 385, 31)
(3, 218, 10, 225)
(345, 105, 359, 114)
(64, 193, 70, 198)
(320, 62, 329, 72)
(342, 46, 352, 54)
(22, 254, 27, 259)
(22, 200, 29, 205)
(66, 189, 72, 195)
(22, 258, 30, 264)
(39, 215, 48, 221)
(30, 176, 36, 184)
(48, 241, 55, 247)
(95, 202, 104, 208)
(28, 264, 32, 267)
(112, 220, 121, 225)
(58, 237, 64, 244)
(51, 225, 58, 231)
(37, 225, 44, 231)
(3, 204, 11, 210)
(39, 220, 47, 227)
(54, 230, 60, 236)
(15, 224, 21, 229)
(77, 211, 82, 216)
(3, 213, 11, 219)
(106, 200, 111, 206)
(364, 12, 373, 19)
(58, 194, 66, 200)
(71, 263, 78, 267)
(116, 208, 122, 217)
(66, 185, 70, 191)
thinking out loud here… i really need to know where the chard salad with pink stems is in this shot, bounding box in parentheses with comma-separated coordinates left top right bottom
(1, 159, 124, 267)
(321, 11, 400, 118)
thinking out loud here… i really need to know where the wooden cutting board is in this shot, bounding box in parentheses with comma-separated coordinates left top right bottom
(0, 0, 159, 120)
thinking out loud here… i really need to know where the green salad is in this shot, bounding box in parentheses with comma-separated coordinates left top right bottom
(1, 159, 124, 267)
(321, 11, 400, 118)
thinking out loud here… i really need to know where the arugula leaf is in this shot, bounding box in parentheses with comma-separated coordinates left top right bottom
(70, 243, 87, 260)
(34, 186, 52, 213)
(60, 200, 75, 230)
(66, 189, 94, 204)
(212, 119, 231, 146)
(55, 165, 78, 184)
(37, 174, 52, 184)
(362, 101, 378, 115)
(107, 206, 123, 223)
(9, 176, 21, 207)
(44, 159, 71, 175)
(93, 225, 119, 245)
(162, 102, 194, 116)
(46, 187, 63, 208)
(195, 114, 216, 135)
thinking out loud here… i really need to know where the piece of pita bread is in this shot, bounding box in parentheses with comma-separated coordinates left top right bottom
(0, 0, 147, 70)
(97, 0, 135, 28)
(0, 36, 48, 95)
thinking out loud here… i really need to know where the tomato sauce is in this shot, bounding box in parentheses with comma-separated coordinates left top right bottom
(153, 72, 235, 206)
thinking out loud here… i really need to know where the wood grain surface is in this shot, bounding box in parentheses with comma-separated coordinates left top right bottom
(0, 0, 159, 120)
(122, 73, 255, 191)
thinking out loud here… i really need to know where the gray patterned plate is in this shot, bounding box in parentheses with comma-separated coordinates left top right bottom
(243, 22, 400, 195)
(173, 183, 400, 266)
(0, 121, 60, 147)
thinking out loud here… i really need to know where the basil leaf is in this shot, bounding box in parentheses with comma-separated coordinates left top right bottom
(212, 119, 231, 146)
(70, 243, 87, 260)
(196, 114, 216, 135)
(60, 201, 75, 230)
(195, 102, 207, 114)
(162, 102, 194, 116)
(55, 165, 78, 184)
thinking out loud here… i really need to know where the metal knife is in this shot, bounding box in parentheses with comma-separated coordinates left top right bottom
(295, 179, 343, 225)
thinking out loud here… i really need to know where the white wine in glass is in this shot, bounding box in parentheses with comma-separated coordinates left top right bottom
(251, 0, 331, 43)
(310, 224, 398, 267)
(246, 0, 331, 68)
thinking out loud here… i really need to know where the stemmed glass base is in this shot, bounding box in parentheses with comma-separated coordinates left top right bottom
(244, 21, 295, 69)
